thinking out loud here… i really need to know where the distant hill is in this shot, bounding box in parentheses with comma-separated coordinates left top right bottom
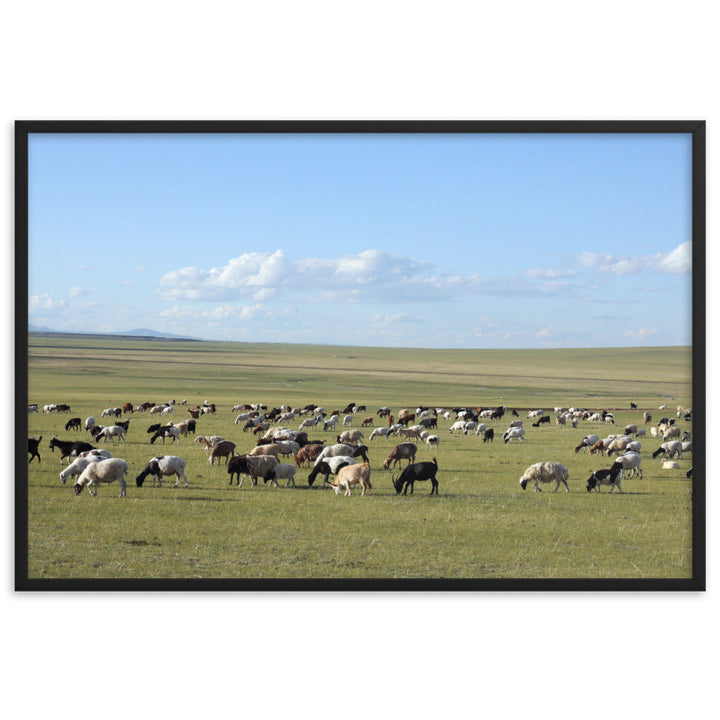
(28, 324, 202, 341)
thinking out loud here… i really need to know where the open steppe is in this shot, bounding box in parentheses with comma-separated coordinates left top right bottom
(23, 336, 694, 582)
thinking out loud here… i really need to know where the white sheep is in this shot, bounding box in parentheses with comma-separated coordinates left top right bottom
(473, 423, 488, 437)
(369, 427, 391, 441)
(519, 462, 569, 492)
(84, 416, 96, 431)
(662, 460, 681, 470)
(59, 454, 104, 484)
(449, 420, 467, 434)
(424, 434, 440, 450)
(74, 458, 129, 497)
(95, 425, 127, 444)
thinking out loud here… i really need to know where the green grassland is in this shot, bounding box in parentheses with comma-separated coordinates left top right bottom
(24, 336, 694, 581)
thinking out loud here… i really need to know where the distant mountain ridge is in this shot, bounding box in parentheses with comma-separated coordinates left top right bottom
(28, 324, 202, 341)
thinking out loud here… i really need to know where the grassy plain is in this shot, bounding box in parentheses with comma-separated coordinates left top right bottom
(24, 336, 694, 582)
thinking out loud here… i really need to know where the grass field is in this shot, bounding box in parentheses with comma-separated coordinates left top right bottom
(22, 335, 695, 582)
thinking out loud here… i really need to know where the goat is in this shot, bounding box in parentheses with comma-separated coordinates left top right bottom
(28, 436, 42, 463)
(483, 428, 494, 443)
(49, 436, 96, 464)
(392, 458, 438, 495)
(329, 463, 372, 496)
(337, 429, 364, 445)
(383, 442, 417, 470)
(64, 417, 82, 431)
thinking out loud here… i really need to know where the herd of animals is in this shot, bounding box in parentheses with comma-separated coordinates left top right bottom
(27, 399, 693, 498)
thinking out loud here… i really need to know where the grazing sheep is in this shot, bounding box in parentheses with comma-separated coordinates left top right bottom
(424, 434, 440, 450)
(95, 425, 127, 444)
(662, 460, 681, 470)
(392, 458, 439, 495)
(502, 427, 525, 443)
(531, 415, 551, 428)
(136, 455, 188, 488)
(294, 443, 326, 467)
(586, 466, 623, 493)
(28, 436, 42, 464)
(249, 443, 280, 459)
(227, 454, 279, 487)
(59, 454, 105, 484)
(369, 427, 392, 442)
(150, 426, 180, 445)
(274, 440, 300, 458)
(74, 458, 129, 497)
(449, 420, 467, 434)
(397, 426, 423, 442)
(337, 429, 364, 445)
(652, 441, 683, 459)
(65, 417, 82, 431)
(662, 425, 681, 441)
(85, 416, 96, 432)
(482, 428, 494, 443)
(194, 435, 224, 453)
(473, 423, 488, 436)
(624, 424, 638, 436)
(605, 436, 633, 456)
(611, 451, 643, 478)
(330, 463, 372, 496)
(307, 456, 357, 487)
(263, 463, 298, 488)
(519, 462, 569, 492)
(209, 440, 237, 465)
(574, 434, 600, 453)
(383, 442, 417, 470)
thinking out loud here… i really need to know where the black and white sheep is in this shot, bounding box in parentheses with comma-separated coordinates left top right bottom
(136, 456, 189, 488)
(586, 466, 623, 493)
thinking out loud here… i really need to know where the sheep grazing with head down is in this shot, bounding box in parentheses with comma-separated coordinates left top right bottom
(136, 456, 188, 488)
(329, 463, 372, 496)
(519, 462, 569, 492)
(74, 458, 129, 497)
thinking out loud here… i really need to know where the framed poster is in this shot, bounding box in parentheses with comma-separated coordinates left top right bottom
(15, 120, 705, 590)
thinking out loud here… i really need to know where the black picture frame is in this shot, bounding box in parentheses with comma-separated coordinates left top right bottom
(15, 120, 706, 591)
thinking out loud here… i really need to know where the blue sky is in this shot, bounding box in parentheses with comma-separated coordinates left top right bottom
(27, 132, 693, 348)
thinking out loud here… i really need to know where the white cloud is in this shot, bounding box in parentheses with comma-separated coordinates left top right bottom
(68, 287, 85, 298)
(524, 268, 576, 280)
(621, 328, 657, 340)
(29, 293, 65, 312)
(575, 242, 691, 276)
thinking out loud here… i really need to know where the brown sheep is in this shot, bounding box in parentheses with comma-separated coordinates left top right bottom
(208, 440, 236, 465)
